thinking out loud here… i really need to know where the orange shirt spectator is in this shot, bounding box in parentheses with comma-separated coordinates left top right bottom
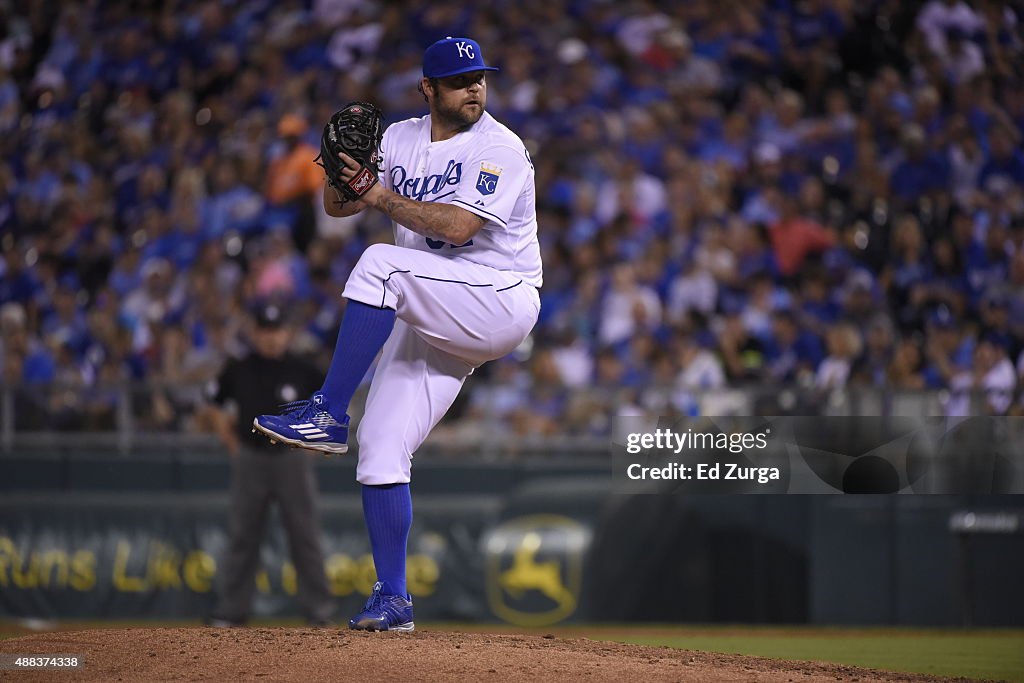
(265, 114, 323, 205)
(769, 198, 836, 277)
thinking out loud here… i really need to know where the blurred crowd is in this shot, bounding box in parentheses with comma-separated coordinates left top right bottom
(2, 0, 1024, 437)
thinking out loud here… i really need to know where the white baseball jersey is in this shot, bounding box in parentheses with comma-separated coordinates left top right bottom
(340, 110, 542, 485)
(378, 111, 543, 288)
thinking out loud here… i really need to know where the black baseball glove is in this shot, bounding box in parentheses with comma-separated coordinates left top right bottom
(315, 101, 384, 203)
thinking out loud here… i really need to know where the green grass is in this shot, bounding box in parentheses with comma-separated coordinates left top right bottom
(608, 627, 1024, 682)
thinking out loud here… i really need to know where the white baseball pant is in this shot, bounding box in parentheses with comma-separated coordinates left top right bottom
(341, 243, 540, 484)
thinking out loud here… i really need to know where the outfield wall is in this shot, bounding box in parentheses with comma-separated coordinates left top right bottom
(1, 456, 1022, 626)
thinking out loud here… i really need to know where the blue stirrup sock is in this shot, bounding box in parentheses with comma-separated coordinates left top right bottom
(320, 300, 396, 416)
(361, 483, 412, 597)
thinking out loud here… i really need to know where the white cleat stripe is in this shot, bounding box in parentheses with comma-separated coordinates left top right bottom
(304, 434, 331, 440)
(290, 423, 316, 429)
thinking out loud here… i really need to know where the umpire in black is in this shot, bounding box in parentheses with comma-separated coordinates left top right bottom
(203, 302, 333, 626)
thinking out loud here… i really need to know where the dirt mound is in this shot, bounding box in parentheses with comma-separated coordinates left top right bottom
(0, 628, 965, 682)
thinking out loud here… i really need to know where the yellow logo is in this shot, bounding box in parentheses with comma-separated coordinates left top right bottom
(484, 515, 589, 627)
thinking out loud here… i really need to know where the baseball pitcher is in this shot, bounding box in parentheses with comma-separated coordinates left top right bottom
(253, 36, 542, 631)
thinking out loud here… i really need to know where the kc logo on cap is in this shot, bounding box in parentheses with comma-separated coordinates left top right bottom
(423, 36, 500, 79)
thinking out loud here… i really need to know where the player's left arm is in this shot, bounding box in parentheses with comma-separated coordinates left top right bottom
(363, 182, 486, 245)
(335, 151, 485, 245)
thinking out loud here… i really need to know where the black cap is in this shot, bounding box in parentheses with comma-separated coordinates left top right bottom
(254, 304, 286, 329)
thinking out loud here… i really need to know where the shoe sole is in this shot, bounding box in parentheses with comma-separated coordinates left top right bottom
(252, 420, 349, 455)
(349, 621, 415, 632)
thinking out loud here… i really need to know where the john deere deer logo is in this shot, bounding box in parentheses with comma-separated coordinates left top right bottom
(484, 515, 589, 627)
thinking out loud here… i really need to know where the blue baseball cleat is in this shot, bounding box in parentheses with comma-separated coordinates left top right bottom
(348, 582, 415, 632)
(252, 392, 350, 454)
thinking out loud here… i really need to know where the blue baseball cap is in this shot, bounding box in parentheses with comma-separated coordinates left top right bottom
(423, 36, 499, 79)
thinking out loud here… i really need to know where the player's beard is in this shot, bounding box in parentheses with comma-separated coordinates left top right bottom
(432, 93, 484, 130)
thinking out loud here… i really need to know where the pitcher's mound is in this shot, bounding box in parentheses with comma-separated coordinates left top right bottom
(0, 628, 958, 682)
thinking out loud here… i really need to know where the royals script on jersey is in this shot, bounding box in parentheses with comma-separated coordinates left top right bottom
(379, 111, 543, 287)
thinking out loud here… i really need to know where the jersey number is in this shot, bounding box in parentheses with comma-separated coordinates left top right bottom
(426, 238, 474, 249)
